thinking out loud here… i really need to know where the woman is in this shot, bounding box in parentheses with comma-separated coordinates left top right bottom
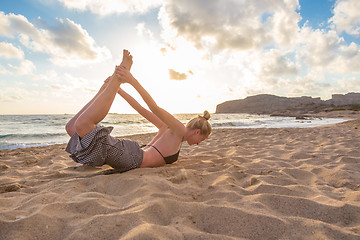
(65, 50, 211, 173)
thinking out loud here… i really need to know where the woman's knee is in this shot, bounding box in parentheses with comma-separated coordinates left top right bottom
(65, 120, 75, 137)
(74, 118, 85, 135)
(74, 118, 95, 138)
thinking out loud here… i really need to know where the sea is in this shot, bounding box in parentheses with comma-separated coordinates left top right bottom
(0, 113, 347, 150)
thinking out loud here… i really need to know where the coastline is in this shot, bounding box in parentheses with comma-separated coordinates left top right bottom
(1, 117, 360, 239)
(0, 111, 355, 151)
(305, 110, 360, 120)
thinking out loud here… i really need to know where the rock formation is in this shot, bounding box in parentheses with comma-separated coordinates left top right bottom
(216, 93, 360, 115)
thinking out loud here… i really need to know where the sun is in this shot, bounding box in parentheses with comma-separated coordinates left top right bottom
(110, 39, 212, 114)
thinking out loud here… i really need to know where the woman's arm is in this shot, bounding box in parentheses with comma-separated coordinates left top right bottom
(117, 87, 165, 129)
(115, 66, 186, 137)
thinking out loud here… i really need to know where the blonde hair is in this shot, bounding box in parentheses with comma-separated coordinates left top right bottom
(186, 110, 212, 135)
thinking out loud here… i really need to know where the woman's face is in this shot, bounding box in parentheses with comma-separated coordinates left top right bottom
(187, 129, 209, 146)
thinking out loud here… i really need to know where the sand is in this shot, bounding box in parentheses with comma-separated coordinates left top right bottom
(1, 118, 360, 239)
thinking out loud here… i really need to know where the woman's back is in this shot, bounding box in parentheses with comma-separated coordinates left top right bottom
(141, 127, 183, 167)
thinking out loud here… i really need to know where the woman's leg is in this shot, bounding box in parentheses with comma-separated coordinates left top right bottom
(65, 50, 133, 138)
(74, 74, 120, 138)
(73, 50, 133, 138)
(65, 78, 110, 137)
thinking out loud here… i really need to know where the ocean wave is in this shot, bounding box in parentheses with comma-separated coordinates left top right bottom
(101, 119, 149, 125)
(0, 132, 66, 140)
(0, 142, 64, 150)
(212, 121, 257, 128)
(0, 134, 13, 139)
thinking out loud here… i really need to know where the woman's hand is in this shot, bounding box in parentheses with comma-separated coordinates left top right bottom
(115, 65, 136, 85)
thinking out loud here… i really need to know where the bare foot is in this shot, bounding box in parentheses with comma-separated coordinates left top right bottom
(120, 49, 133, 70)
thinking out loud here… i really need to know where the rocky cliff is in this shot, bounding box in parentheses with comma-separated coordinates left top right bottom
(216, 93, 360, 115)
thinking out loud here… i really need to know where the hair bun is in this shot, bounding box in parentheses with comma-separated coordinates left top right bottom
(203, 110, 211, 120)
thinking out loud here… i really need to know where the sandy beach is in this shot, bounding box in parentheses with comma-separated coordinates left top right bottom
(1, 117, 360, 239)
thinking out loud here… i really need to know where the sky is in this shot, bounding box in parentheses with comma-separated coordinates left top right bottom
(0, 0, 360, 114)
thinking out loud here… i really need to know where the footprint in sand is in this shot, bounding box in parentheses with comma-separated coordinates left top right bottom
(0, 183, 22, 193)
(169, 174, 188, 184)
(168, 170, 189, 184)
(0, 163, 10, 170)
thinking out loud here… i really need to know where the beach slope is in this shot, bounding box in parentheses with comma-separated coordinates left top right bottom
(1, 120, 360, 239)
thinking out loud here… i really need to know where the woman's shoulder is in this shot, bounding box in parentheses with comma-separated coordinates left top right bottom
(165, 126, 185, 140)
(158, 125, 181, 136)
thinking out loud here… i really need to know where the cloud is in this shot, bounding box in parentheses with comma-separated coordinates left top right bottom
(330, 42, 360, 73)
(46, 72, 94, 96)
(299, 28, 342, 67)
(0, 87, 29, 102)
(0, 11, 111, 66)
(0, 42, 24, 59)
(329, 0, 360, 36)
(159, 0, 301, 51)
(152, 0, 360, 103)
(289, 71, 326, 96)
(8, 59, 36, 75)
(168, 69, 187, 80)
(0, 64, 11, 74)
(337, 77, 360, 93)
(260, 49, 298, 77)
(56, 0, 163, 15)
(136, 22, 154, 39)
(50, 84, 64, 90)
(0, 12, 37, 37)
(299, 26, 360, 73)
(44, 18, 111, 66)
